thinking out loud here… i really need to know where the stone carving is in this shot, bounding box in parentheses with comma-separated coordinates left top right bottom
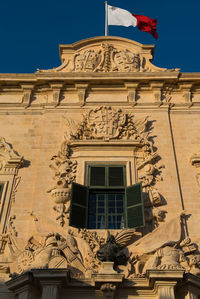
(16, 232, 87, 276)
(38, 43, 144, 73)
(97, 235, 127, 267)
(10, 176, 21, 204)
(0, 137, 24, 174)
(72, 49, 102, 72)
(190, 153, 200, 189)
(65, 106, 149, 142)
(48, 138, 77, 226)
(124, 215, 200, 278)
(71, 44, 141, 73)
(100, 283, 117, 299)
(64, 106, 165, 230)
(113, 50, 140, 72)
(87, 106, 126, 141)
(7, 212, 200, 280)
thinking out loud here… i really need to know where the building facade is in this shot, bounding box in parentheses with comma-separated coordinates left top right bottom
(0, 36, 200, 298)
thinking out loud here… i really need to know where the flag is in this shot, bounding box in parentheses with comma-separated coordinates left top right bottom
(108, 5, 158, 39)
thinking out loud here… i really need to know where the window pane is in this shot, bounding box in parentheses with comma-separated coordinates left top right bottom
(98, 216, 105, 229)
(116, 194, 124, 201)
(90, 167, 105, 186)
(108, 194, 115, 201)
(108, 167, 124, 186)
(108, 201, 115, 207)
(117, 201, 123, 207)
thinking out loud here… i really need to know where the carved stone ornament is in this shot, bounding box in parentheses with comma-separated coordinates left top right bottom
(65, 106, 149, 142)
(0, 137, 24, 174)
(190, 153, 200, 189)
(48, 138, 77, 227)
(37, 37, 178, 74)
(64, 106, 165, 230)
(6, 212, 200, 280)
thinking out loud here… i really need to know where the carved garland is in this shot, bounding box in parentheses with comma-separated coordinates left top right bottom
(48, 106, 165, 229)
(0, 137, 24, 268)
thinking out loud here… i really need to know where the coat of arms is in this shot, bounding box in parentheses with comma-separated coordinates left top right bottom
(87, 106, 126, 140)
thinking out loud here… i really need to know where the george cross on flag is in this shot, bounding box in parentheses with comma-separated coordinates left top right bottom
(106, 3, 158, 39)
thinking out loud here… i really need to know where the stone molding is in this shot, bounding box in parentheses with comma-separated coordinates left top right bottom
(0, 137, 24, 175)
(5, 269, 200, 299)
(37, 37, 178, 74)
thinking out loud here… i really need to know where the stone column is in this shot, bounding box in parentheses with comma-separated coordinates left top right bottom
(18, 285, 36, 299)
(155, 281, 177, 299)
(32, 269, 69, 299)
(185, 291, 199, 299)
(6, 272, 38, 299)
(40, 281, 60, 299)
(147, 270, 184, 299)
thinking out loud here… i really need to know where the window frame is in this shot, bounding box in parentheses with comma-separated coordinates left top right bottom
(86, 163, 126, 229)
(86, 164, 127, 189)
(70, 162, 145, 230)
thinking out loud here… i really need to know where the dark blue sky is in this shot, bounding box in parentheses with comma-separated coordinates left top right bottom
(1, 0, 199, 73)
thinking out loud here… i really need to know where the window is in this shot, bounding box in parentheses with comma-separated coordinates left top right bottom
(69, 164, 144, 229)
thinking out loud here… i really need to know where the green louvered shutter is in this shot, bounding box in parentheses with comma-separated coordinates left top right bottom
(125, 183, 144, 228)
(69, 182, 88, 229)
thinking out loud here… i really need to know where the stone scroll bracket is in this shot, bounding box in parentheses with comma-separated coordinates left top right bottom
(20, 84, 35, 109)
(50, 83, 64, 107)
(125, 82, 139, 106)
(150, 81, 164, 106)
(180, 83, 193, 108)
(75, 83, 89, 107)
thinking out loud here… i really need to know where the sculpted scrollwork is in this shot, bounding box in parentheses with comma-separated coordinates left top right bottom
(72, 49, 102, 72)
(0, 137, 24, 174)
(38, 43, 144, 73)
(7, 213, 200, 280)
(48, 138, 77, 227)
(63, 106, 166, 230)
(72, 44, 142, 73)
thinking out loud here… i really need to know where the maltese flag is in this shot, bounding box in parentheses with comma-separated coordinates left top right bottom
(108, 5, 158, 39)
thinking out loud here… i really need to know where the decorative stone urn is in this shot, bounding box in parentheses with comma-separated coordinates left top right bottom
(51, 179, 70, 204)
(51, 188, 70, 204)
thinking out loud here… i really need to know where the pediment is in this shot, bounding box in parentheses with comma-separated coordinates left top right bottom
(37, 36, 177, 73)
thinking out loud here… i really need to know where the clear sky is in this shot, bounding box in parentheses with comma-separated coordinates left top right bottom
(1, 0, 199, 73)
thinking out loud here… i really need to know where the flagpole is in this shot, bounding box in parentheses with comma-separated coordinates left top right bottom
(105, 1, 108, 36)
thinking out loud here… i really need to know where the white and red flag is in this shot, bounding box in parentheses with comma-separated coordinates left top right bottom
(107, 5, 158, 39)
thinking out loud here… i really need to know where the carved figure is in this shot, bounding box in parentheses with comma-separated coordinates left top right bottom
(97, 235, 127, 266)
(113, 50, 140, 72)
(72, 49, 102, 72)
(189, 255, 200, 276)
(16, 232, 87, 276)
